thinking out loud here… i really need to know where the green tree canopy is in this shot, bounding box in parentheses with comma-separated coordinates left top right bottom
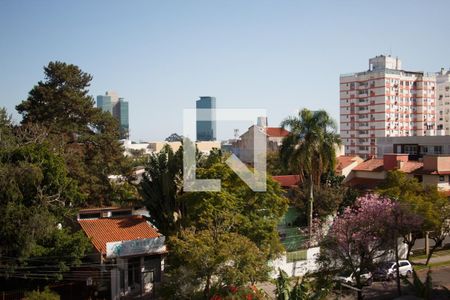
(140, 145, 184, 236)
(376, 170, 450, 261)
(182, 162, 289, 258)
(16, 61, 132, 205)
(166, 228, 269, 299)
(280, 108, 341, 239)
(0, 127, 90, 274)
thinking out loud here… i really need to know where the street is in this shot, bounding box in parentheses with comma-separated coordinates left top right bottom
(412, 236, 450, 251)
(358, 265, 450, 300)
(258, 265, 450, 299)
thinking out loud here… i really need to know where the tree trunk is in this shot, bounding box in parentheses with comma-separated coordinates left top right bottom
(404, 233, 416, 260)
(204, 274, 211, 299)
(394, 235, 402, 297)
(425, 238, 443, 265)
(356, 281, 363, 300)
(308, 175, 314, 245)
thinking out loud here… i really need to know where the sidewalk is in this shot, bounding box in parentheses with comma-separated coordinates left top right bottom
(411, 254, 450, 265)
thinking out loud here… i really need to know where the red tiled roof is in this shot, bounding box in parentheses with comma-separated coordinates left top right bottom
(336, 155, 358, 171)
(399, 161, 423, 173)
(265, 127, 290, 137)
(352, 158, 423, 174)
(79, 216, 161, 255)
(353, 159, 384, 172)
(272, 175, 301, 187)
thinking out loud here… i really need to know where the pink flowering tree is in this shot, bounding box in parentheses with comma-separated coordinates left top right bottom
(319, 194, 397, 299)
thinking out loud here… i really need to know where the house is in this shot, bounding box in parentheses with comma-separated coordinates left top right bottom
(272, 175, 301, 188)
(344, 153, 450, 193)
(335, 155, 364, 177)
(122, 140, 221, 156)
(233, 125, 289, 165)
(78, 207, 167, 300)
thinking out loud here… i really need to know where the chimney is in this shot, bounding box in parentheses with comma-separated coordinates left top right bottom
(383, 153, 409, 170)
(257, 116, 268, 127)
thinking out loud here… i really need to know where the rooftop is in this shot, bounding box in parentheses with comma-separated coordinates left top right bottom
(352, 158, 423, 173)
(265, 127, 290, 137)
(336, 155, 361, 171)
(352, 159, 384, 172)
(272, 175, 301, 187)
(78, 215, 161, 255)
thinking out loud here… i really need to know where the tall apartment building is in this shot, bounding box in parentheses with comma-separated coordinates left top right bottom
(196, 96, 216, 141)
(97, 91, 129, 139)
(340, 55, 436, 158)
(436, 68, 450, 135)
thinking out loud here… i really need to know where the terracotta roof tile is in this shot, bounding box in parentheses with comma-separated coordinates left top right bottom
(352, 159, 384, 172)
(265, 127, 290, 137)
(352, 158, 423, 174)
(79, 216, 161, 255)
(399, 161, 423, 173)
(336, 155, 359, 170)
(272, 175, 301, 187)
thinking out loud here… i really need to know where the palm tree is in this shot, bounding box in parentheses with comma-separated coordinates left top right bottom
(280, 109, 341, 243)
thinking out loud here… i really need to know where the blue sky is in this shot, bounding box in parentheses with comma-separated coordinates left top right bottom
(1, 0, 449, 141)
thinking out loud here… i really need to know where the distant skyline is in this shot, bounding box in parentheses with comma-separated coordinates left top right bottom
(1, 0, 450, 141)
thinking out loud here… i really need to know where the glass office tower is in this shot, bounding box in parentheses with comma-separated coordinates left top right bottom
(97, 91, 129, 139)
(196, 96, 216, 141)
(118, 98, 129, 139)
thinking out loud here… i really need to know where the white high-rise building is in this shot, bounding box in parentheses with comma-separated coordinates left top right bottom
(436, 68, 450, 135)
(340, 55, 436, 158)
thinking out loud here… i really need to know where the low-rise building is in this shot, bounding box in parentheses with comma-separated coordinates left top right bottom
(78, 207, 167, 300)
(122, 140, 221, 156)
(335, 155, 364, 177)
(233, 125, 289, 165)
(345, 153, 450, 194)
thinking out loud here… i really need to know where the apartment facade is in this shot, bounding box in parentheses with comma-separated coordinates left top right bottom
(97, 91, 130, 139)
(436, 68, 450, 134)
(377, 135, 450, 160)
(340, 55, 436, 158)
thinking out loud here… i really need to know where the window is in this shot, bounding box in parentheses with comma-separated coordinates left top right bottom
(434, 146, 443, 154)
(111, 210, 132, 217)
(78, 212, 101, 219)
(404, 145, 418, 155)
(399, 261, 410, 267)
(439, 176, 445, 182)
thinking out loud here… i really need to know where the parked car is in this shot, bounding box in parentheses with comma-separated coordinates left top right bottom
(335, 269, 373, 286)
(373, 260, 413, 281)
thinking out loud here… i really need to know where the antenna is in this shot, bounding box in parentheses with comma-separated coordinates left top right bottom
(234, 129, 239, 139)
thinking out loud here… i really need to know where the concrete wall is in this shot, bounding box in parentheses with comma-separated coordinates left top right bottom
(269, 247, 321, 278)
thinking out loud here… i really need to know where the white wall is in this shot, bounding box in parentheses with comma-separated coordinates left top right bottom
(269, 247, 320, 278)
